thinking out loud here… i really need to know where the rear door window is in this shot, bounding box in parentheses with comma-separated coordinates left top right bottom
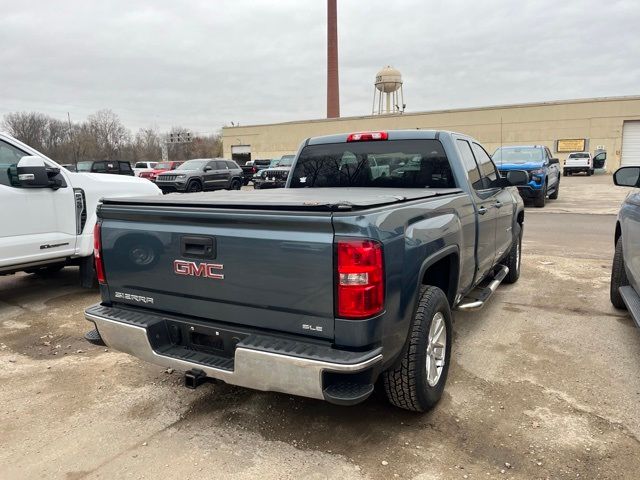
(214, 160, 228, 170)
(225, 160, 238, 169)
(289, 139, 456, 189)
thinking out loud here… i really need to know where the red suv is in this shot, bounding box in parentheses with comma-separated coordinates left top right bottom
(139, 161, 183, 182)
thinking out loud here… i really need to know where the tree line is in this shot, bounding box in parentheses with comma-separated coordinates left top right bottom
(1, 109, 222, 165)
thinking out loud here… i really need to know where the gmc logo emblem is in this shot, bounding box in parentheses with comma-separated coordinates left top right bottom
(174, 260, 224, 280)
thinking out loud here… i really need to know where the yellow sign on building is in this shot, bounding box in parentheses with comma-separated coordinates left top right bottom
(557, 139, 586, 152)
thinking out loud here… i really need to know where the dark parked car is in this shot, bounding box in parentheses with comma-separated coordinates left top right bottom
(76, 160, 134, 176)
(241, 159, 271, 185)
(85, 130, 528, 412)
(155, 158, 243, 193)
(610, 166, 640, 328)
(252, 155, 295, 189)
(492, 145, 561, 207)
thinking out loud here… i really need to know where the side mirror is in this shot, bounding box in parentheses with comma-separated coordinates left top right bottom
(549, 158, 560, 165)
(17, 156, 50, 188)
(613, 167, 640, 187)
(500, 170, 530, 187)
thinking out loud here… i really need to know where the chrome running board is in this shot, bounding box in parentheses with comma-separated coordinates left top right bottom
(455, 265, 509, 311)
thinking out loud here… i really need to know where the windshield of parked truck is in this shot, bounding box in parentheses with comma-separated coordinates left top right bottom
(289, 139, 455, 188)
(176, 159, 208, 170)
(492, 147, 544, 165)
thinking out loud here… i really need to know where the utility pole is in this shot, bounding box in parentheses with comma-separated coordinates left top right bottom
(67, 112, 78, 166)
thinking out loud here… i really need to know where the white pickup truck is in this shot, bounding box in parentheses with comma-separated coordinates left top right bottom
(0, 132, 161, 286)
(563, 151, 593, 176)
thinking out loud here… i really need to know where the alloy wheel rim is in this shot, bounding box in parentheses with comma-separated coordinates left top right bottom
(426, 312, 447, 387)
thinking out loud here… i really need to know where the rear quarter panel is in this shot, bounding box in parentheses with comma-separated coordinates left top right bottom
(332, 192, 475, 366)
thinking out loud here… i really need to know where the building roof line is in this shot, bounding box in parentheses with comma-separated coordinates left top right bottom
(222, 95, 640, 132)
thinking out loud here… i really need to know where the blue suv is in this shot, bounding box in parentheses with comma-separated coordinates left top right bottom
(492, 145, 561, 208)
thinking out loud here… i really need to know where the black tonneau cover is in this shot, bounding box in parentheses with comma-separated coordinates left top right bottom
(102, 188, 463, 212)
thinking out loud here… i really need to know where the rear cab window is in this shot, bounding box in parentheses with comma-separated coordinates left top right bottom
(289, 139, 456, 189)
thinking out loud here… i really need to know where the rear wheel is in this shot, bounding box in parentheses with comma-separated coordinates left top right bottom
(383, 286, 452, 412)
(563, 169, 568, 177)
(589, 168, 595, 176)
(587, 169, 593, 176)
(533, 185, 546, 208)
(229, 179, 242, 190)
(187, 180, 202, 192)
(610, 237, 628, 309)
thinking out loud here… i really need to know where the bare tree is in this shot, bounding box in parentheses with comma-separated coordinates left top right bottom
(2, 112, 49, 149)
(86, 109, 130, 160)
(134, 127, 162, 162)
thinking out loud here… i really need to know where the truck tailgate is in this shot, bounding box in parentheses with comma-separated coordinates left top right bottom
(99, 204, 335, 339)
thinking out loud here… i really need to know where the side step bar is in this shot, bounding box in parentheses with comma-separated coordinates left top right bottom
(456, 265, 509, 311)
(619, 286, 640, 329)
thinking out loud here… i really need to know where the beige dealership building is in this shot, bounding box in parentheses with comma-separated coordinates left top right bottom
(222, 95, 640, 171)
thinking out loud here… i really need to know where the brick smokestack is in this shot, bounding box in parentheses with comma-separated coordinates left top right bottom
(327, 0, 340, 118)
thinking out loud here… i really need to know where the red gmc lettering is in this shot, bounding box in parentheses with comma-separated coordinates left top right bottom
(174, 260, 224, 279)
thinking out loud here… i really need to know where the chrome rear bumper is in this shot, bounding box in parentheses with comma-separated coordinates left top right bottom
(85, 305, 382, 400)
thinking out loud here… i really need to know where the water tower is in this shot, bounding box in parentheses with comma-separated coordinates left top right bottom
(372, 66, 405, 115)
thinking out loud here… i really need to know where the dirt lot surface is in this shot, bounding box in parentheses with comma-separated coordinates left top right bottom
(1, 174, 639, 479)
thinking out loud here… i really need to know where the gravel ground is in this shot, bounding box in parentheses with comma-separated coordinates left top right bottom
(1, 174, 639, 479)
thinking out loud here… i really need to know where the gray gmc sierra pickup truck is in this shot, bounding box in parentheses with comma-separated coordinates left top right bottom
(85, 130, 526, 411)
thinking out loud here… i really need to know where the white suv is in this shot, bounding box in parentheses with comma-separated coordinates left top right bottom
(563, 152, 593, 176)
(0, 132, 161, 286)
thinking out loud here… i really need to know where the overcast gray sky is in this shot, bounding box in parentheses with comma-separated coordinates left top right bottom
(1, 0, 639, 133)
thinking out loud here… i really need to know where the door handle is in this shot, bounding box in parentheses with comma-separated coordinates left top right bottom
(478, 206, 488, 215)
(494, 201, 503, 209)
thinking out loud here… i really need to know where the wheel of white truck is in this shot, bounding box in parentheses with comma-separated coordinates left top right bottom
(383, 286, 452, 412)
(610, 237, 628, 309)
(501, 224, 522, 284)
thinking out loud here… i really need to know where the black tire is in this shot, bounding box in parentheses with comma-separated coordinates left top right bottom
(587, 169, 593, 176)
(610, 237, 628, 309)
(563, 169, 568, 177)
(242, 178, 249, 186)
(501, 224, 522, 284)
(383, 286, 452, 412)
(533, 185, 546, 208)
(229, 179, 241, 190)
(589, 169, 595, 176)
(187, 180, 202, 192)
(79, 255, 98, 289)
(548, 177, 560, 200)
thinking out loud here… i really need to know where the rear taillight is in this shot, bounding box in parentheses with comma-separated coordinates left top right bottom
(252, 167, 257, 173)
(336, 239, 384, 319)
(346, 131, 388, 142)
(93, 223, 106, 284)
